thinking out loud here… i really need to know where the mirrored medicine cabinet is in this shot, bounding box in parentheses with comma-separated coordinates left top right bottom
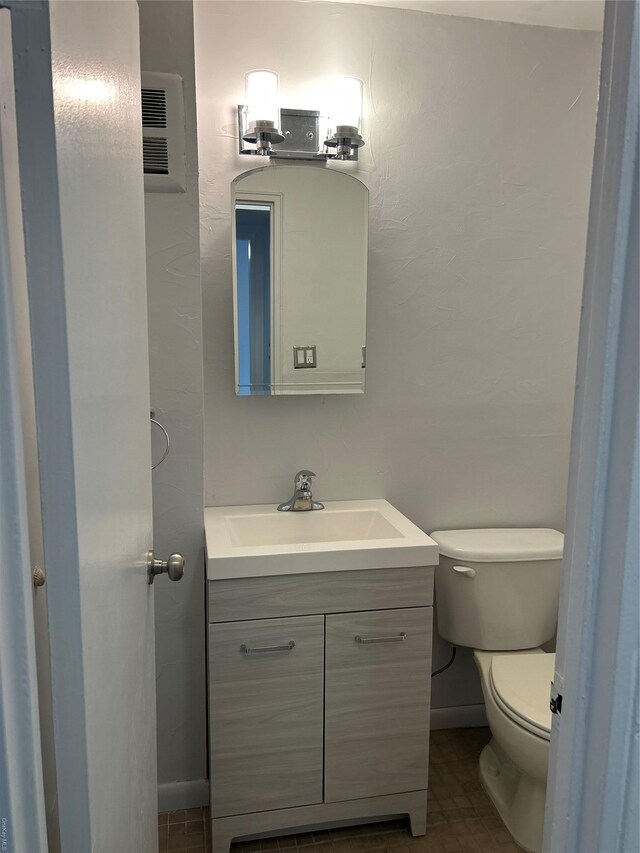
(232, 165, 368, 396)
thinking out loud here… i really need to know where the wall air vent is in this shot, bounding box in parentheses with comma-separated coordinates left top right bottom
(143, 136, 169, 174)
(141, 72, 186, 193)
(142, 87, 167, 128)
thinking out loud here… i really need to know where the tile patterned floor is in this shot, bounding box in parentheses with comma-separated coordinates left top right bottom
(158, 808, 210, 852)
(158, 728, 524, 853)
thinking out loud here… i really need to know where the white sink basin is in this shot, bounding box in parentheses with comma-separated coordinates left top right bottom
(205, 499, 439, 580)
(225, 507, 404, 547)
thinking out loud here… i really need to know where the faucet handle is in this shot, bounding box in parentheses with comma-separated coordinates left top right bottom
(294, 470, 316, 490)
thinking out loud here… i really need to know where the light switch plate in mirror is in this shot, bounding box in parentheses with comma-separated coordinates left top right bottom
(294, 346, 317, 369)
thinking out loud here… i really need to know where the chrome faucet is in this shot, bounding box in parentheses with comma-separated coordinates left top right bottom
(277, 470, 324, 512)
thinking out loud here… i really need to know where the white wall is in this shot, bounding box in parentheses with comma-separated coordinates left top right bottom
(195, 0, 601, 711)
(139, 0, 207, 809)
(323, 0, 605, 32)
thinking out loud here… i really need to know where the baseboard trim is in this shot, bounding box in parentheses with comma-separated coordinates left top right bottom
(430, 703, 488, 730)
(158, 778, 209, 813)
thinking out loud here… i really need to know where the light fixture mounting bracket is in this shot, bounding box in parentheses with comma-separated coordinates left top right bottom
(238, 106, 359, 161)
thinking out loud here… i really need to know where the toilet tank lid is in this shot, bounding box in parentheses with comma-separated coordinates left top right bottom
(429, 528, 564, 562)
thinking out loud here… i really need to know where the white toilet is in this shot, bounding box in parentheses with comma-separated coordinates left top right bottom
(429, 528, 564, 853)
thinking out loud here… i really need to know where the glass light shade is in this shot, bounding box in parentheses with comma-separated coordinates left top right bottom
(329, 76, 363, 130)
(245, 69, 280, 128)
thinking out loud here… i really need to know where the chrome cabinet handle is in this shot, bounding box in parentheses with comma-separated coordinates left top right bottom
(240, 640, 295, 655)
(355, 632, 407, 644)
(147, 550, 185, 584)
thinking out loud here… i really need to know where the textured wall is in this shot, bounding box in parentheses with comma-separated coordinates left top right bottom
(139, 0, 207, 806)
(195, 0, 601, 711)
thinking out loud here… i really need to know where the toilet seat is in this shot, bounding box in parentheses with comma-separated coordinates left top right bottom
(489, 653, 555, 741)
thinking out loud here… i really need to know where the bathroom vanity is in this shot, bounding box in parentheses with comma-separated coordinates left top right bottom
(205, 500, 439, 852)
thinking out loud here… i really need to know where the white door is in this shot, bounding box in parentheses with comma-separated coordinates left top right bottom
(0, 9, 60, 851)
(5, 1, 167, 849)
(543, 1, 639, 851)
(0, 12, 49, 853)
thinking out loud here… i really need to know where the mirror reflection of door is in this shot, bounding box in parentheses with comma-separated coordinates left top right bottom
(235, 203, 272, 395)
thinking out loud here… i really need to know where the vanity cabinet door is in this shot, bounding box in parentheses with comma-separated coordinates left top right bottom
(324, 607, 432, 803)
(210, 615, 325, 817)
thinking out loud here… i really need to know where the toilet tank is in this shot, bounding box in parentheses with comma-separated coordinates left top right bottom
(430, 528, 564, 651)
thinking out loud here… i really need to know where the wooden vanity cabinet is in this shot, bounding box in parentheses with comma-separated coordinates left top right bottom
(324, 607, 432, 803)
(208, 566, 434, 853)
(209, 615, 325, 817)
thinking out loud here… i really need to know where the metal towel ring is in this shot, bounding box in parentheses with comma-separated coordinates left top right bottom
(150, 410, 170, 470)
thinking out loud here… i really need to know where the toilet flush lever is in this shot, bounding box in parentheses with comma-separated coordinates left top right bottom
(452, 565, 476, 578)
(147, 550, 185, 584)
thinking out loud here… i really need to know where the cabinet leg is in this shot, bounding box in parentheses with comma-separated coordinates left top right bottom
(409, 799, 427, 837)
(211, 820, 232, 853)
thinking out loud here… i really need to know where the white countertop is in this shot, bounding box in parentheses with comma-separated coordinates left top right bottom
(205, 499, 439, 581)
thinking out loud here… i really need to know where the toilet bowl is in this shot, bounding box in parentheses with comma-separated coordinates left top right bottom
(474, 649, 554, 853)
(429, 527, 563, 853)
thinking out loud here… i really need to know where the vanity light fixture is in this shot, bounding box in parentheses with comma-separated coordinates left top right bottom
(237, 72, 364, 161)
(242, 69, 285, 155)
(324, 76, 365, 160)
